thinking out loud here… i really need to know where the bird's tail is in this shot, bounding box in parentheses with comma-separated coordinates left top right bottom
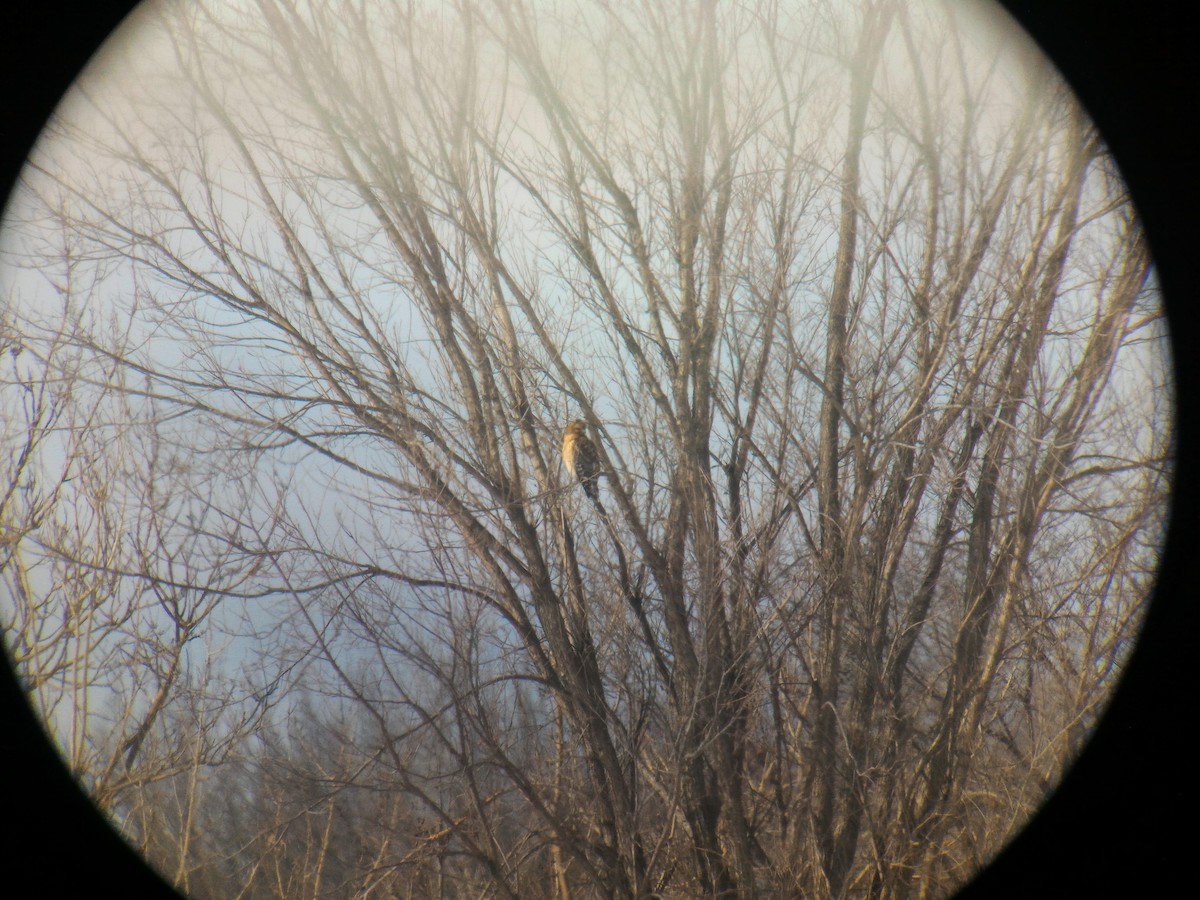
(583, 478, 605, 514)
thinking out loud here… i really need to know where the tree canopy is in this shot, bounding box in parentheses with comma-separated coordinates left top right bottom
(1, 1, 1170, 897)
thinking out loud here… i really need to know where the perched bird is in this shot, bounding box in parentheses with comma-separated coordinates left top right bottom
(562, 419, 602, 507)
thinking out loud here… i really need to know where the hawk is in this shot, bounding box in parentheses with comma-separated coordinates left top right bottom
(562, 419, 602, 507)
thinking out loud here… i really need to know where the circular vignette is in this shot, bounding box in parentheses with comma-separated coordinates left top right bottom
(4, 9, 181, 899)
(1, 2, 1190, 897)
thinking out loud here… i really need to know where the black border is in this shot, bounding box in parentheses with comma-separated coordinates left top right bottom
(2, 2, 1193, 896)
(959, 3, 1193, 894)
(3, 6, 183, 895)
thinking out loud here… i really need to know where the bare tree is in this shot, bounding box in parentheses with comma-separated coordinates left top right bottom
(2, 0, 1169, 897)
(2, 228, 276, 893)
